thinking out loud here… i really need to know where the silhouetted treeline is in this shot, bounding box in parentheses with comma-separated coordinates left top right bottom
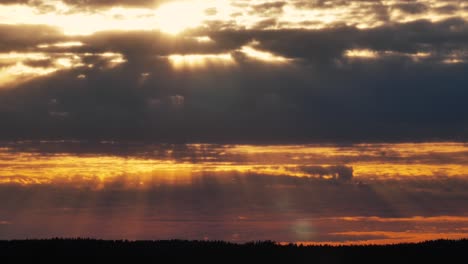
(0, 239, 467, 263)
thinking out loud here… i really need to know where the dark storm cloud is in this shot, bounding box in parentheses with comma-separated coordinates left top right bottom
(78, 30, 230, 56)
(1, 18, 468, 142)
(5, 18, 468, 60)
(208, 18, 468, 62)
(0, 26, 216, 55)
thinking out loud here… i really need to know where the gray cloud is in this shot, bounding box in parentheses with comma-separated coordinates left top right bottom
(249, 1, 287, 16)
(0, 24, 64, 52)
(0, 18, 468, 142)
(436, 4, 458, 14)
(393, 3, 429, 14)
(208, 18, 468, 63)
(1, 0, 172, 9)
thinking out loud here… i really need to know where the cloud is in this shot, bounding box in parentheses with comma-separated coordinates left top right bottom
(250, 1, 287, 16)
(436, 4, 458, 15)
(209, 18, 468, 63)
(2, 0, 466, 36)
(393, 3, 429, 14)
(1, 142, 467, 181)
(1, 0, 172, 9)
(0, 24, 64, 52)
(294, 165, 353, 181)
(0, 17, 468, 142)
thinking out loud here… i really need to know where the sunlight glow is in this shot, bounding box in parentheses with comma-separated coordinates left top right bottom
(0, 52, 49, 61)
(241, 46, 291, 63)
(0, 3, 163, 35)
(0, 0, 467, 36)
(100, 52, 127, 67)
(155, 1, 207, 34)
(194, 36, 214, 43)
(345, 49, 434, 62)
(0, 52, 78, 87)
(0, 51, 126, 87)
(166, 44, 293, 70)
(443, 58, 465, 64)
(168, 53, 235, 69)
(0, 63, 57, 87)
(293, 231, 468, 246)
(37, 41, 84, 49)
(1, 142, 467, 186)
(345, 49, 378, 59)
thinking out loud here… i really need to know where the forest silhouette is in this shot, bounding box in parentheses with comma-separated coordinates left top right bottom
(1, 239, 467, 263)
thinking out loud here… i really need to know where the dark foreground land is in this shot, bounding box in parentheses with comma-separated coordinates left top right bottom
(1, 239, 467, 263)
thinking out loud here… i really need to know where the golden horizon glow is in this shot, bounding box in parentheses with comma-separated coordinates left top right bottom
(335, 215, 468, 223)
(1, 142, 467, 187)
(1, 142, 467, 244)
(291, 232, 468, 246)
(281, 215, 468, 245)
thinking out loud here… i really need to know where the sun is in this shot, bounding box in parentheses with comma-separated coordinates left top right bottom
(155, 1, 208, 34)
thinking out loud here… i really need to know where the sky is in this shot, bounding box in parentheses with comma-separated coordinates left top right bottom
(0, 0, 467, 244)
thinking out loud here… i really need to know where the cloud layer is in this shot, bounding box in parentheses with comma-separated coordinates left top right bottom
(0, 1, 467, 142)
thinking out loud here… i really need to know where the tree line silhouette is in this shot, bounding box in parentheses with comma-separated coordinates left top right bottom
(0, 239, 467, 263)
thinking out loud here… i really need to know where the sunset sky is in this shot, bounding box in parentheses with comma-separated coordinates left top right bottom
(0, 0, 467, 244)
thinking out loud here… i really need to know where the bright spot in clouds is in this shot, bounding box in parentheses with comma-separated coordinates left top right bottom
(168, 53, 235, 69)
(167, 41, 292, 69)
(345, 49, 378, 59)
(241, 45, 291, 63)
(155, 1, 208, 34)
(0, 52, 126, 88)
(37, 42, 84, 49)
